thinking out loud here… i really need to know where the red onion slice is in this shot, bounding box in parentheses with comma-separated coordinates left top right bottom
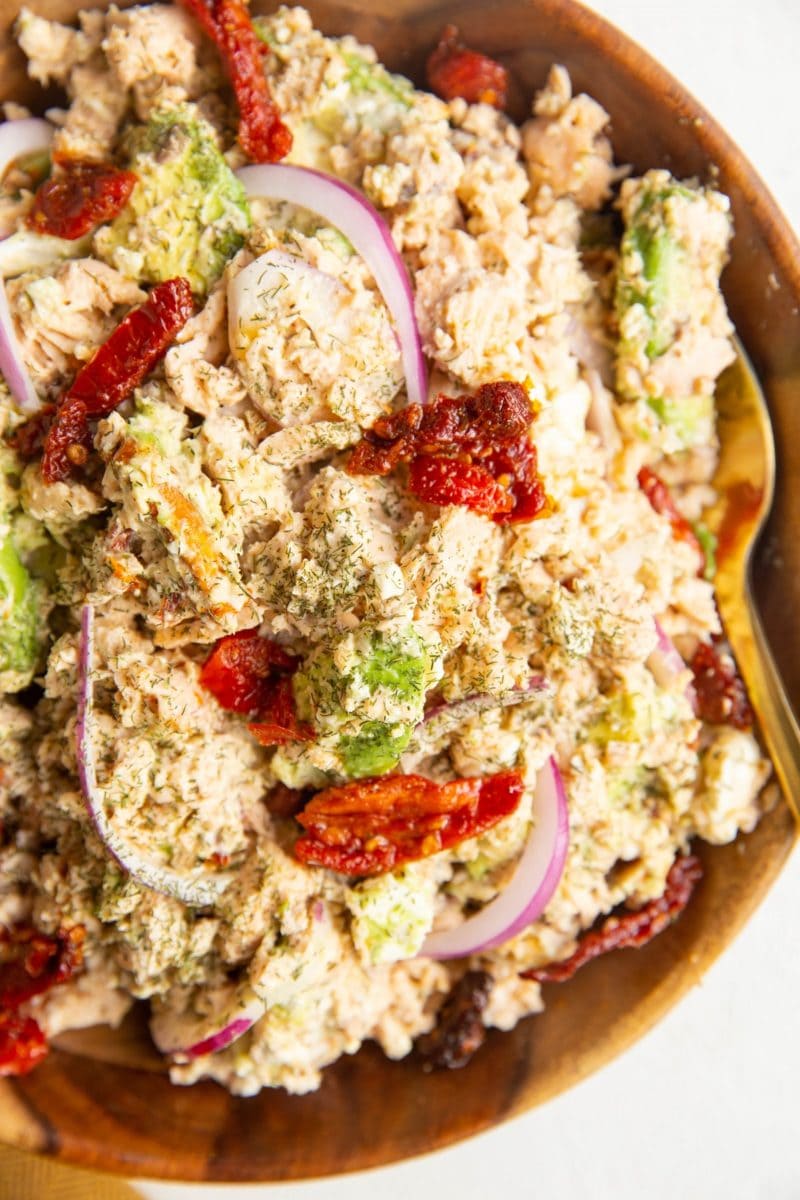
(234, 164, 427, 406)
(76, 605, 233, 908)
(0, 120, 55, 410)
(420, 756, 569, 960)
(0, 117, 52, 189)
(150, 985, 265, 1062)
(0, 276, 39, 410)
(422, 676, 547, 725)
(648, 619, 695, 705)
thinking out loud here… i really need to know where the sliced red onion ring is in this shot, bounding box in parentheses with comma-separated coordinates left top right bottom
(648, 619, 695, 705)
(422, 676, 547, 725)
(0, 117, 52, 196)
(0, 120, 55, 410)
(0, 275, 39, 410)
(420, 756, 569, 960)
(76, 605, 233, 908)
(228, 247, 402, 413)
(150, 985, 265, 1062)
(234, 164, 427, 407)
(410, 677, 548, 754)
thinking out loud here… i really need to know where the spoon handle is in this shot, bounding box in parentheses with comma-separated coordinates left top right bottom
(740, 586, 800, 829)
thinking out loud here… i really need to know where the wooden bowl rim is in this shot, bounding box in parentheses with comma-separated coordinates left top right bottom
(0, 0, 797, 1181)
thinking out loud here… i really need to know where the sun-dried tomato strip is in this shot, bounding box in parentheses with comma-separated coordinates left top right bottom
(637, 466, 704, 569)
(42, 277, 194, 483)
(689, 641, 753, 730)
(416, 970, 492, 1070)
(0, 924, 85, 1077)
(0, 925, 85, 1008)
(522, 854, 702, 984)
(349, 381, 549, 523)
(178, 0, 292, 163)
(26, 160, 137, 240)
(0, 1012, 48, 1077)
(427, 24, 509, 109)
(295, 770, 524, 876)
(409, 455, 514, 515)
(199, 628, 312, 745)
(200, 627, 298, 714)
(248, 676, 315, 747)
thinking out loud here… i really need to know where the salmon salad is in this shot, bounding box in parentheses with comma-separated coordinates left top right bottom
(0, 2, 772, 1094)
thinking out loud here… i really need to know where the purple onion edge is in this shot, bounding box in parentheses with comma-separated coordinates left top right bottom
(235, 163, 428, 406)
(477, 757, 570, 952)
(422, 755, 570, 960)
(422, 675, 547, 724)
(180, 1014, 259, 1061)
(0, 277, 39, 410)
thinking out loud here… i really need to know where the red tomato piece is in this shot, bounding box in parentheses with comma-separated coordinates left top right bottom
(0, 1012, 49, 1077)
(522, 854, 702, 984)
(294, 769, 524, 876)
(248, 676, 315, 746)
(42, 278, 194, 483)
(178, 0, 292, 162)
(689, 641, 753, 730)
(26, 160, 137, 240)
(426, 24, 509, 109)
(349, 382, 549, 522)
(637, 466, 704, 569)
(409, 454, 514, 516)
(0, 925, 85, 1008)
(199, 628, 297, 714)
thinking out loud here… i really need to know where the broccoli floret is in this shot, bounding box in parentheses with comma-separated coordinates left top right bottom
(95, 105, 251, 296)
(294, 623, 431, 778)
(0, 530, 42, 693)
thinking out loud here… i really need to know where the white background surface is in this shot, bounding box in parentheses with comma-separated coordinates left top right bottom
(138, 3, 800, 1197)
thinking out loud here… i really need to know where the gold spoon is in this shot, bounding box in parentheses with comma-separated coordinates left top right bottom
(707, 346, 800, 826)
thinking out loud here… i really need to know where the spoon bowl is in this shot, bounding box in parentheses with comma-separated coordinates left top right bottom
(709, 349, 800, 822)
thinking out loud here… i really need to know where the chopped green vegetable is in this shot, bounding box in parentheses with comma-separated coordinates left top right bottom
(0, 229, 92, 279)
(644, 393, 714, 448)
(345, 863, 438, 964)
(0, 530, 42, 692)
(693, 521, 718, 582)
(95, 105, 251, 296)
(615, 183, 695, 365)
(588, 690, 659, 746)
(251, 15, 413, 171)
(340, 50, 414, 108)
(339, 720, 413, 779)
(294, 624, 431, 778)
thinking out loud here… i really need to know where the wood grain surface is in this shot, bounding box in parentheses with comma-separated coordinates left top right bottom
(0, 0, 798, 1182)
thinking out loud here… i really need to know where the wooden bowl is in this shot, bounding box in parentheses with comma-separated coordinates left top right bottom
(1, 0, 798, 1182)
